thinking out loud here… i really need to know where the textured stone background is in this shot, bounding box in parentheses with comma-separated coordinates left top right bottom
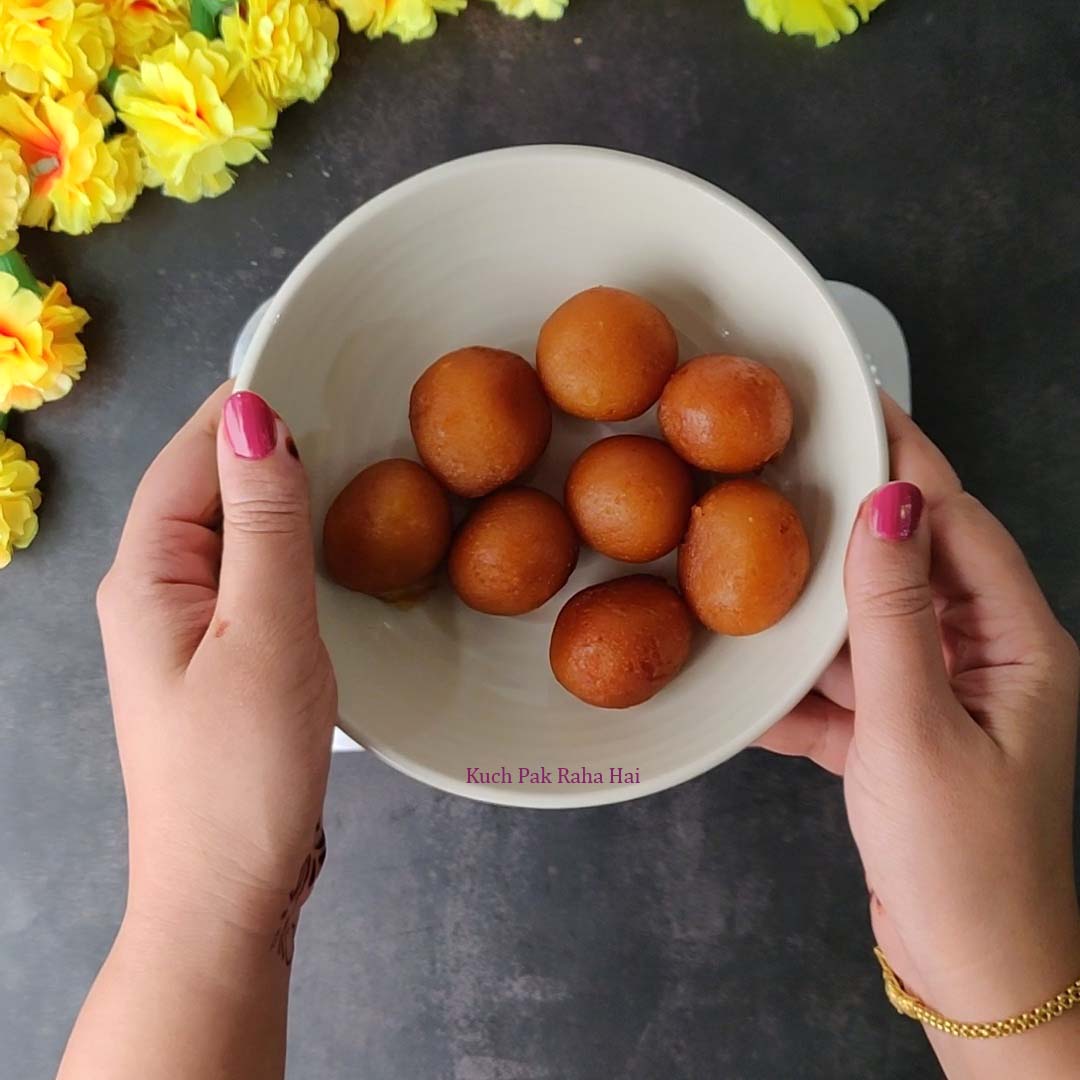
(3, 2, 1079, 1077)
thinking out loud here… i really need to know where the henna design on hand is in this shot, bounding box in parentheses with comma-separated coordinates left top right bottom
(271, 819, 327, 966)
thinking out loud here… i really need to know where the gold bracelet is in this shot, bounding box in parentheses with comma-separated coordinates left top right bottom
(874, 947, 1080, 1038)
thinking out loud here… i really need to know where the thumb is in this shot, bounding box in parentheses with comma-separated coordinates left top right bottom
(844, 481, 956, 746)
(216, 390, 316, 625)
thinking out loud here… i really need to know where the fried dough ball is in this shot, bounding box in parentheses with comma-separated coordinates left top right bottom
(449, 488, 579, 615)
(565, 435, 694, 562)
(678, 478, 809, 635)
(658, 354, 793, 473)
(536, 286, 678, 421)
(549, 575, 694, 708)
(409, 346, 551, 497)
(323, 458, 452, 599)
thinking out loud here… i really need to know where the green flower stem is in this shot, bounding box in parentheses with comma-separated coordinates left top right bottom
(0, 411, 8, 435)
(0, 250, 44, 297)
(190, 0, 231, 37)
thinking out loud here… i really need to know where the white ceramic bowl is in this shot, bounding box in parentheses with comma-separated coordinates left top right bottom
(237, 145, 887, 809)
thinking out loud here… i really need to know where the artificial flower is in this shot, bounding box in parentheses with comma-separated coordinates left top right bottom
(104, 132, 143, 221)
(38, 280, 89, 402)
(0, 270, 45, 412)
(0, 91, 127, 234)
(114, 32, 278, 202)
(0, 0, 115, 96)
(330, 0, 465, 42)
(0, 134, 29, 253)
(0, 270, 88, 410)
(483, 0, 566, 19)
(107, 0, 190, 69)
(745, 0, 885, 46)
(221, 0, 339, 108)
(0, 429, 42, 567)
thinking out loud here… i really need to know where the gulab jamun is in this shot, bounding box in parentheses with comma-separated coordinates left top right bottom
(449, 488, 579, 615)
(323, 458, 452, 599)
(549, 575, 694, 708)
(565, 435, 694, 563)
(409, 346, 552, 498)
(678, 478, 809, 636)
(658, 354, 793, 473)
(536, 286, 678, 421)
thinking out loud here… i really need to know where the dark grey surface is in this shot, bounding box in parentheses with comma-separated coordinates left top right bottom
(4, 2, 1079, 1078)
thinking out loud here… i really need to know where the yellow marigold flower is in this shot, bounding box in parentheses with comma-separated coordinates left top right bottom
(105, 132, 143, 221)
(745, 0, 885, 47)
(331, 0, 465, 42)
(0, 134, 29, 253)
(0, 271, 88, 411)
(0, 91, 128, 235)
(0, 0, 115, 96)
(38, 279, 89, 403)
(484, 0, 566, 19)
(0, 430, 42, 567)
(107, 0, 190, 69)
(221, 0, 339, 108)
(114, 32, 278, 203)
(0, 270, 45, 412)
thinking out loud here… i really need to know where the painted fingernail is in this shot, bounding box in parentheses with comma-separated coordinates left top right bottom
(223, 391, 277, 460)
(868, 481, 924, 541)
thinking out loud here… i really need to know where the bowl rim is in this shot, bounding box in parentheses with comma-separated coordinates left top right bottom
(237, 144, 888, 809)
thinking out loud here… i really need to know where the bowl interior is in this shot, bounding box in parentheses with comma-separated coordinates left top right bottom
(239, 146, 886, 808)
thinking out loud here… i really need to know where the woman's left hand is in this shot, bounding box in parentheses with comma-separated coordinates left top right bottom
(60, 383, 338, 1080)
(96, 383, 337, 947)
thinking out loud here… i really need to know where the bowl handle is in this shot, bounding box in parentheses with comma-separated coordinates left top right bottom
(826, 281, 911, 414)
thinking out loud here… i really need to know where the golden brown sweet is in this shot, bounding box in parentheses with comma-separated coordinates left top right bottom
(658, 354, 793, 473)
(536, 286, 679, 421)
(409, 346, 552, 498)
(549, 575, 694, 708)
(565, 435, 694, 563)
(323, 458, 452, 599)
(678, 478, 809, 636)
(449, 488, 579, 615)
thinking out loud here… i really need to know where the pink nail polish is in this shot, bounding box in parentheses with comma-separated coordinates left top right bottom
(223, 391, 277, 460)
(868, 481, 924, 540)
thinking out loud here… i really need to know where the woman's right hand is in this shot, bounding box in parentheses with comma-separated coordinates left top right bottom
(757, 396, 1080, 1078)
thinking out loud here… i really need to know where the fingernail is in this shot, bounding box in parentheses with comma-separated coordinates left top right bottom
(868, 481, 924, 541)
(223, 391, 277, 460)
